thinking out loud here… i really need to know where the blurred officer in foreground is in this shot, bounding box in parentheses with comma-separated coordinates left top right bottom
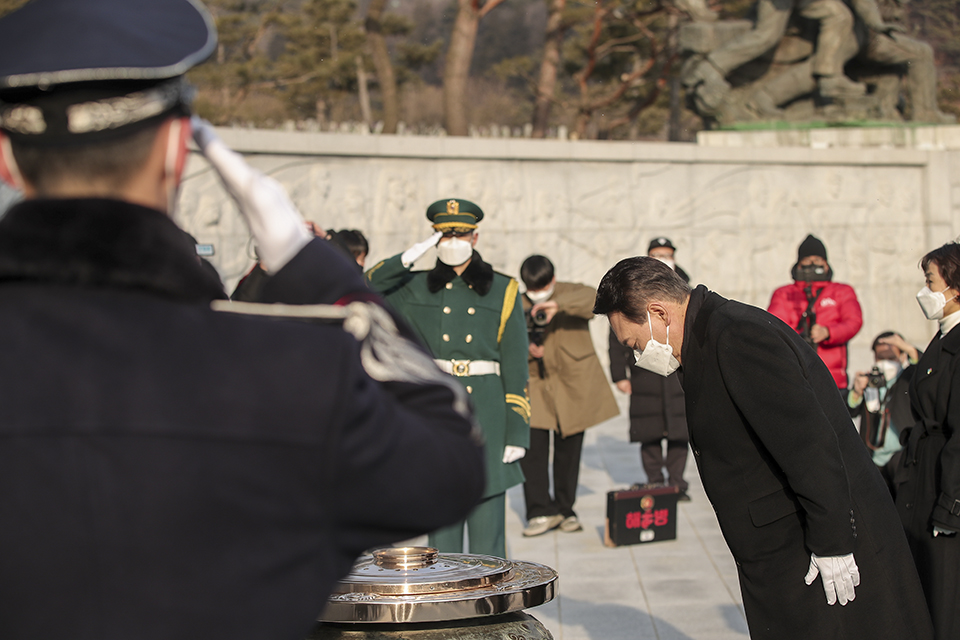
(366, 199, 530, 558)
(595, 257, 932, 640)
(0, 2, 484, 639)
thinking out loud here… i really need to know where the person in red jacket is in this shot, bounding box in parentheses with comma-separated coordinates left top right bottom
(767, 235, 863, 390)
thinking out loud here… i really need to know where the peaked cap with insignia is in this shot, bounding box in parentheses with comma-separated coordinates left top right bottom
(0, 0, 216, 146)
(427, 199, 484, 232)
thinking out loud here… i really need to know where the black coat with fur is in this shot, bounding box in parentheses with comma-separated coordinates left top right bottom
(0, 198, 483, 640)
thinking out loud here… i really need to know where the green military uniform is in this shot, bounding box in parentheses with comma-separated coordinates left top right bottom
(365, 200, 530, 558)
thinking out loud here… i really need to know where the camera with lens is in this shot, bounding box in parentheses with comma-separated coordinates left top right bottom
(867, 365, 886, 389)
(525, 308, 550, 346)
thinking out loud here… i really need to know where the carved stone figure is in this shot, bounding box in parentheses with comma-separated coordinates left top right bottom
(680, 0, 955, 125)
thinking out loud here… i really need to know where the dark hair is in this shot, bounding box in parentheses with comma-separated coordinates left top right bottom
(328, 229, 369, 259)
(921, 242, 960, 292)
(594, 256, 691, 323)
(871, 331, 902, 352)
(520, 255, 554, 291)
(11, 122, 162, 195)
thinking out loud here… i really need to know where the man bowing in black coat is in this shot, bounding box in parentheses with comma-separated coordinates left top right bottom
(595, 257, 932, 640)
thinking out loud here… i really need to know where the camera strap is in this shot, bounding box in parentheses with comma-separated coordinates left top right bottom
(796, 285, 824, 335)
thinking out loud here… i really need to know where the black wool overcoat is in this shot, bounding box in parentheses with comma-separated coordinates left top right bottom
(896, 327, 960, 640)
(680, 286, 932, 640)
(0, 198, 485, 640)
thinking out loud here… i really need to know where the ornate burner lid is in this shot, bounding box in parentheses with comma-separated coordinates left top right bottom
(319, 547, 557, 624)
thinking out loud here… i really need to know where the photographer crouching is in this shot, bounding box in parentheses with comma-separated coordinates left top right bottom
(518, 255, 618, 536)
(848, 332, 920, 496)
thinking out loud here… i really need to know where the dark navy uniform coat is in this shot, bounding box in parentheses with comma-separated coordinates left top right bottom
(0, 198, 484, 640)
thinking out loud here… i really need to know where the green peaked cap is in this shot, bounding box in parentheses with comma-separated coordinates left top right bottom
(426, 199, 484, 231)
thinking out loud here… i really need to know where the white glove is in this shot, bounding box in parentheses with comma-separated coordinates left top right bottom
(401, 231, 442, 268)
(502, 445, 526, 464)
(191, 116, 310, 274)
(804, 552, 860, 605)
(933, 525, 957, 537)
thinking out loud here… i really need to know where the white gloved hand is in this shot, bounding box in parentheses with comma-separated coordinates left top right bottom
(804, 552, 860, 605)
(401, 231, 442, 268)
(502, 445, 526, 464)
(933, 525, 957, 537)
(191, 116, 310, 274)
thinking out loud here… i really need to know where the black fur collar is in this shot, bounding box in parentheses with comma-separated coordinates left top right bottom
(427, 250, 494, 295)
(0, 198, 227, 302)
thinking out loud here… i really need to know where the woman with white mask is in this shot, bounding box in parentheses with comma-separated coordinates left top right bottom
(896, 242, 960, 640)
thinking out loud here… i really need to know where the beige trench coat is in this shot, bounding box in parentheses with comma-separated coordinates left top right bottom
(524, 282, 619, 436)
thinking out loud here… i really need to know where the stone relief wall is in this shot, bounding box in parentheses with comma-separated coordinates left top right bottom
(3, 127, 957, 378)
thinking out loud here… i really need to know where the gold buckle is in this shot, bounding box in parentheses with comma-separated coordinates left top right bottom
(451, 360, 470, 377)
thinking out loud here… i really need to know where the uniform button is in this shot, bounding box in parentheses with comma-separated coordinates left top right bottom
(906, 503, 913, 509)
(467, 307, 476, 315)
(466, 386, 473, 394)
(465, 334, 473, 343)
(442, 334, 450, 342)
(443, 306, 451, 314)
(445, 282, 453, 290)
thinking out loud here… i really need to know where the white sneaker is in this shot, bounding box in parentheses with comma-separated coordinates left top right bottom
(559, 516, 583, 533)
(523, 514, 564, 537)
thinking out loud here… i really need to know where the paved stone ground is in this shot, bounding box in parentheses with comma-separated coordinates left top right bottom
(502, 400, 750, 640)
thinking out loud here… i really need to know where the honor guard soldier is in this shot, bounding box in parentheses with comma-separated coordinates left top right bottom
(0, 2, 484, 639)
(366, 199, 530, 558)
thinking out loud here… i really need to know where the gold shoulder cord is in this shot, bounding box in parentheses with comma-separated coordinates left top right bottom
(497, 278, 518, 344)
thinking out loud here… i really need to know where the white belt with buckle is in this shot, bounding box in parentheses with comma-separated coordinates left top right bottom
(434, 359, 501, 377)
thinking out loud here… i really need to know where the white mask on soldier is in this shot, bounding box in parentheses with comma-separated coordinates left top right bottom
(437, 238, 473, 267)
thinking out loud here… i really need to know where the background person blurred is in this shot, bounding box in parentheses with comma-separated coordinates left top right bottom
(326, 228, 369, 269)
(365, 198, 529, 558)
(896, 242, 960, 640)
(0, 1, 484, 638)
(768, 234, 863, 391)
(646, 236, 691, 282)
(847, 331, 920, 495)
(609, 237, 691, 498)
(232, 221, 328, 301)
(518, 255, 618, 536)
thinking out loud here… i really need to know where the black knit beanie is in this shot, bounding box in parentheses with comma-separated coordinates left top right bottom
(797, 234, 827, 262)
